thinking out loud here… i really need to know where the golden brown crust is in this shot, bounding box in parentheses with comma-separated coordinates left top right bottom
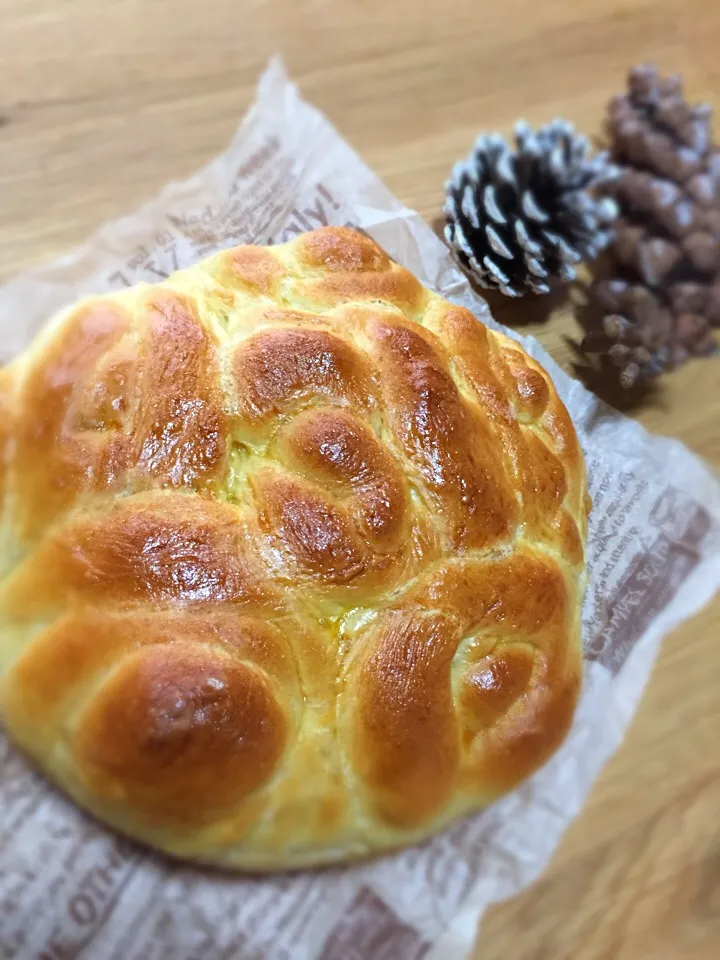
(13, 292, 227, 542)
(0, 226, 589, 870)
(73, 644, 289, 827)
(348, 611, 462, 826)
(370, 314, 518, 549)
(232, 326, 376, 426)
(2, 494, 282, 619)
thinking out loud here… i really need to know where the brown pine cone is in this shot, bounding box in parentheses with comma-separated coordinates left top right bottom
(581, 65, 720, 387)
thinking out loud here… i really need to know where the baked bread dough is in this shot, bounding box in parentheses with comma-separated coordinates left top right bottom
(0, 227, 589, 870)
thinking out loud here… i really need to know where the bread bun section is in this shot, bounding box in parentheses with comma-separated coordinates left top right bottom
(0, 227, 589, 870)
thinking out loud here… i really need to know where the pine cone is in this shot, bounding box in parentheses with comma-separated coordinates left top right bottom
(444, 120, 618, 297)
(581, 65, 720, 387)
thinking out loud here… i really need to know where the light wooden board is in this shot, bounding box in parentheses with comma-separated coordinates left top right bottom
(1, 1, 719, 956)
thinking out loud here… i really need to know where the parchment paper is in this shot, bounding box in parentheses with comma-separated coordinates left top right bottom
(1, 58, 719, 960)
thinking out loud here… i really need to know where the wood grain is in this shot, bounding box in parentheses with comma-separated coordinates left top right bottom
(1, 1, 719, 957)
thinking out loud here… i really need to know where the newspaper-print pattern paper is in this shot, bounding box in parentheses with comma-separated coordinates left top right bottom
(1, 59, 719, 960)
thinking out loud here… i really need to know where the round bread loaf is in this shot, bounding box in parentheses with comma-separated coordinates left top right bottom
(0, 227, 589, 869)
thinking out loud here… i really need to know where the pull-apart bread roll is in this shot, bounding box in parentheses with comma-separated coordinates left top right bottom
(0, 227, 589, 869)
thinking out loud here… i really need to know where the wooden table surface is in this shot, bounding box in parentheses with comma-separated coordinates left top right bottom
(1, 1, 719, 957)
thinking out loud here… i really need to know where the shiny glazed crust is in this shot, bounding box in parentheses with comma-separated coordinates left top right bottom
(0, 227, 589, 869)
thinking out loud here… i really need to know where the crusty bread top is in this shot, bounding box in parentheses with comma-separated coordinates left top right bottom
(0, 227, 589, 869)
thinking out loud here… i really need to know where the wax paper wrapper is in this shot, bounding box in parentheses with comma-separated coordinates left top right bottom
(1, 59, 720, 960)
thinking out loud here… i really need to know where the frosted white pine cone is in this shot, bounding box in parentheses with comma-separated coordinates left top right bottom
(444, 119, 619, 297)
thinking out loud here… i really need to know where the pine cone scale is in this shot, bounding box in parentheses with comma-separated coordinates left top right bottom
(483, 185, 507, 224)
